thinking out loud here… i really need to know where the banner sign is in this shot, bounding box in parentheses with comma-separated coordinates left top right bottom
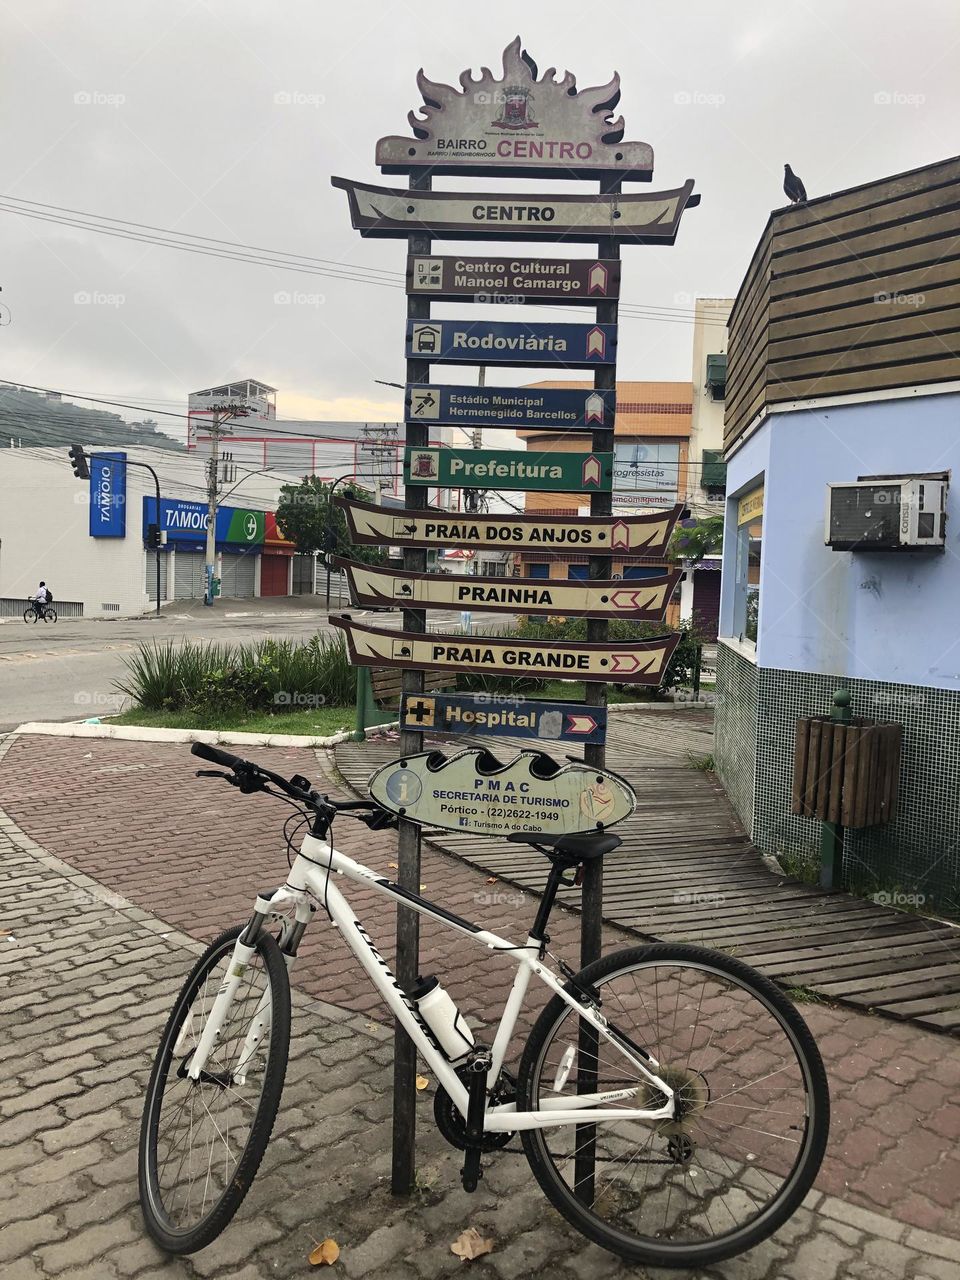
(89, 451, 126, 538)
(142, 497, 265, 547)
(404, 447, 612, 493)
(405, 384, 614, 430)
(330, 615, 680, 684)
(335, 497, 683, 555)
(406, 255, 621, 303)
(332, 177, 699, 245)
(400, 692, 607, 745)
(376, 38, 654, 179)
(334, 558, 680, 620)
(367, 747, 636, 836)
(405, 319, 616, 367)
(613, 442, 681, 508)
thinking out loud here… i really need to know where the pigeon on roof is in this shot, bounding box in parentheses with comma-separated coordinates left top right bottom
(783, 164, 807, 204)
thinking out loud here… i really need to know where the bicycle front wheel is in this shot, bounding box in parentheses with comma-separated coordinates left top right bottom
(44, 607, 56, 623)
(518, 943, 829, 1269)
(138, 924, 291, 1253)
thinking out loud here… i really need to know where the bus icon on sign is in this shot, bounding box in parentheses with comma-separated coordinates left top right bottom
(411, 324, 440, 354)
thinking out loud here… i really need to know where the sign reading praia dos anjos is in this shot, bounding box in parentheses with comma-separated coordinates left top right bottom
(89, 452, 127, 538)
(404, 447, 612, 493)
(406, 385, 614, 430)
(142, 497, 265, 547)
(406, 319, 615, 367)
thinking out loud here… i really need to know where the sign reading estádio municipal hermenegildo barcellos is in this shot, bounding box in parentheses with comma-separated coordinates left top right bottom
(368, 747, 636, 837)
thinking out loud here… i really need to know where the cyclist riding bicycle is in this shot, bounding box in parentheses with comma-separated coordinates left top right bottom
(31, 581, 51, 618)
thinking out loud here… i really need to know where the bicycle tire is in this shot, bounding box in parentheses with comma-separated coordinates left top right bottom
(138, 924, 291, 1253)
(23, 608, 37, 623)
(44, 607, 56, 623)
(517, 943, 829, 1269)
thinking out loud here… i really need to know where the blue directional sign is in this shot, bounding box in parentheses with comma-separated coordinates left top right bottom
(89, 451, 127, 538)
(405, 319, 617, 368)
(406, 384, 616, 430)
(400, 692, 607, 745)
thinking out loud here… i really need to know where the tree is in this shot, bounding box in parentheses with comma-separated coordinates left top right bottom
(274, 477, 384, 566)
(667, 514, 724, 565)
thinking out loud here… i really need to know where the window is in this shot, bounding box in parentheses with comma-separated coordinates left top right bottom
(732, 483, 763, 647)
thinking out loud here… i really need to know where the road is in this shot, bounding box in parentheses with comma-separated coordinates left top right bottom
(0, 599, 503, 730)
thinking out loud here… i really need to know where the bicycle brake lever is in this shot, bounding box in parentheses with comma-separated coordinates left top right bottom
(196, 769, 230, 780)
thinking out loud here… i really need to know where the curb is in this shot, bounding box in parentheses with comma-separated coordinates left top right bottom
(10, 718, 400, 749)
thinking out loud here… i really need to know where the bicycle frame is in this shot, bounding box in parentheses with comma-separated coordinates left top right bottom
(188, 831, 676, 1133)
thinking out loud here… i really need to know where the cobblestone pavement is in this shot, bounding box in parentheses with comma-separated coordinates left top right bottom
(3, 732, 960, 1279)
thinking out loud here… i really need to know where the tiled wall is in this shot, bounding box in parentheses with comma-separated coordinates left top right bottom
(715, 642, 960, 916)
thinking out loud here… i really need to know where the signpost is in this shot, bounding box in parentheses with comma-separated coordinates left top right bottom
(405, 384, 615, 429)
(405, 318, 616, 367)
(368, 748, 636, 837)
(336, 495, 682, 554)
(330, 615, 679, 684)
(400, 692, 607, 745)
(403, 446, 612, 493)
(335, 557, 681, 620)
(406, 255, 621, 303)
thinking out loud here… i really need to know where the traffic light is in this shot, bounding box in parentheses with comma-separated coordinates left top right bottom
(68, 444, 90, 480)
(146, 523, 162, 549)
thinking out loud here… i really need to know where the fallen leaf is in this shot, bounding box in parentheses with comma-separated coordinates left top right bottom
(485, 877, 497, 885)
(388, 862, 399, 869)
(450, 1227, 494, 1261)
(415, 1075, 430, 1091)
(308, 1238, 340, 1266)
(420, 884, 427, 890)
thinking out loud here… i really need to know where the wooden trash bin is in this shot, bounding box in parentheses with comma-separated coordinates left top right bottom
(792, 716, 902, 829)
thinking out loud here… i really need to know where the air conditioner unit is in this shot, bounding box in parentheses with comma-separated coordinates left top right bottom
(825, 474, 948, 552)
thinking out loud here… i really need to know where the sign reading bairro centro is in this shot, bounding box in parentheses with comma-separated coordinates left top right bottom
(404, 447, 612, 493)
(407, 255, 620, 303)
(330, 616, 680, 685)
(406, 385, 614, 429)
(334, 559, 681, 621)
(333, 177, 699, 245)
(399, 692, 607, 745)
(367, 747, 636, 837)
(335, 497, 683, 555)
(406, 319, 615, 367)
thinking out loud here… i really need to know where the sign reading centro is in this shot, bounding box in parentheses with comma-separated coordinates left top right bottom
(404, 446, 612, 493)
(368, 748, 636, 837)
(334, 497, 683, 555)
(330, 616, 679, 685)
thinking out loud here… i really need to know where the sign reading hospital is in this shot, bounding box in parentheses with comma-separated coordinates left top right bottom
(405, 385, 614, 430)
(89, 451, 126, 539)
(142, 498, 265, 547)
(399, 692, 607, 745)
(367, 747, 636, 837)
(405, 319, 616, 367)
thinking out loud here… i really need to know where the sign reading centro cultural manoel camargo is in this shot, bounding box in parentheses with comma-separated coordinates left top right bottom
(368, 747, 636, 837)
(404, 446, 612, 493)
(406, 255, 621, 302)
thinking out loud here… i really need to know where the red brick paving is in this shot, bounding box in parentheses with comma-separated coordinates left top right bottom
(3, 732, 960, 1240)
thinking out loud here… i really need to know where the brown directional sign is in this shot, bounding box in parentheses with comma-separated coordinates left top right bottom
(334, 497, 683, 556)
(334, 558, 680, 621)
(331, 177, 700, 245)
(330, 615, 680, 685)
(406, 255, 621, 303)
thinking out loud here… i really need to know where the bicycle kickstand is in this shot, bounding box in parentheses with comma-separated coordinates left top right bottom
(460, 1047, 493, 1193)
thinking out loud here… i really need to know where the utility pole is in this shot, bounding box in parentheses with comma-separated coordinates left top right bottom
(202, 405, 246, 606)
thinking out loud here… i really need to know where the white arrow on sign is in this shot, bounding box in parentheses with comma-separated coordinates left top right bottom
(585, 392, 606, 425)
(588, 263, 609, 294)
(566, 713, 599, 735)
(586, 326, 607, 359)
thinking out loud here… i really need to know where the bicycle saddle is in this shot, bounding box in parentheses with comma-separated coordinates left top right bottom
(507, 831, 622, 861)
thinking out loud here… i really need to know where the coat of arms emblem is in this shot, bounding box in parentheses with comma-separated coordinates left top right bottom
(493, 85, 538, 130)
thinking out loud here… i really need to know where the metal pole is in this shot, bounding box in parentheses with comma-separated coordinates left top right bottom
(204, 415, 221, 606)
(391, 170, 431, 1197)
(574, 174, 621, 1205)
(820, 688, 851, 891)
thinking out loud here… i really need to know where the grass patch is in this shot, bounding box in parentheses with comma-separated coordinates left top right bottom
(687, 752, 715, 772)
(106, 706, 355, 736)
(785, 985, 829, 1006)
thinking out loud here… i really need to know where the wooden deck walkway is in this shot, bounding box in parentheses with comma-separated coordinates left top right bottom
(334, 711, 960, 1033)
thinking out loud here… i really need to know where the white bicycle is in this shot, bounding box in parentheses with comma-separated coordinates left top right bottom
(138, 741, 829, 1268)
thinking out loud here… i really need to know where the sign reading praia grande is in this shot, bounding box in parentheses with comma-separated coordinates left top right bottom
(335, 497, 682, 555)
(406, 385, 614, 430)
(406, 319, 615, 367)
(330, 616, 680, 685)
(407, 255, 620, 302)
(368, 747, 636, 836)
(334, 559, 680, 621)
(404, 447, 611, 493)
(399, 692, 607, 745)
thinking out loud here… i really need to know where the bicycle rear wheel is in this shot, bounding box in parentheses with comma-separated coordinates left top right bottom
(23, 608, 37, 623)
(518, 943, 829, 1269)
(138, 924, 291, 1253)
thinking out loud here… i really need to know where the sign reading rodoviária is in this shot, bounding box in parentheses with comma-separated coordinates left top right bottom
(330, 616, 680, 685)
(406, 255, 621, 302)
(375, 37, 655, 179)
(367, 747, 636, 836)
(334, 496, 683, 555)
(405, 384, 615, 429)
(403, 446, 612, 492)
(334, 558, 681, 621)
(405, 318, 616, 367)
(332, 176, 699, 244)
(399, 692, 607, 745)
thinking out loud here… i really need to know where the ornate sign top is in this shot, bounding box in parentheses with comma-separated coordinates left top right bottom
(376, 37, 655, 179)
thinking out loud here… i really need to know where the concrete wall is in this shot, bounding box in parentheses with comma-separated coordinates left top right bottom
(688, 298, 732, 517)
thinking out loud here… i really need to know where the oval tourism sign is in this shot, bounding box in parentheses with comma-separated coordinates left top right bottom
(367, 747, 637, 837)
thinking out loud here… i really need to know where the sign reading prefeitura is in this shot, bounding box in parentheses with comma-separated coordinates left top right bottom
(368, 748, 636, 837)
(404, 446, 612, 493)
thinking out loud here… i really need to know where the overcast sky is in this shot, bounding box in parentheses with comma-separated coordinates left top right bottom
(2, 0, 959, 435)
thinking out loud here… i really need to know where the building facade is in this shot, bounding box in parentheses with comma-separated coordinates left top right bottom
(716, 155, 960, 913)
